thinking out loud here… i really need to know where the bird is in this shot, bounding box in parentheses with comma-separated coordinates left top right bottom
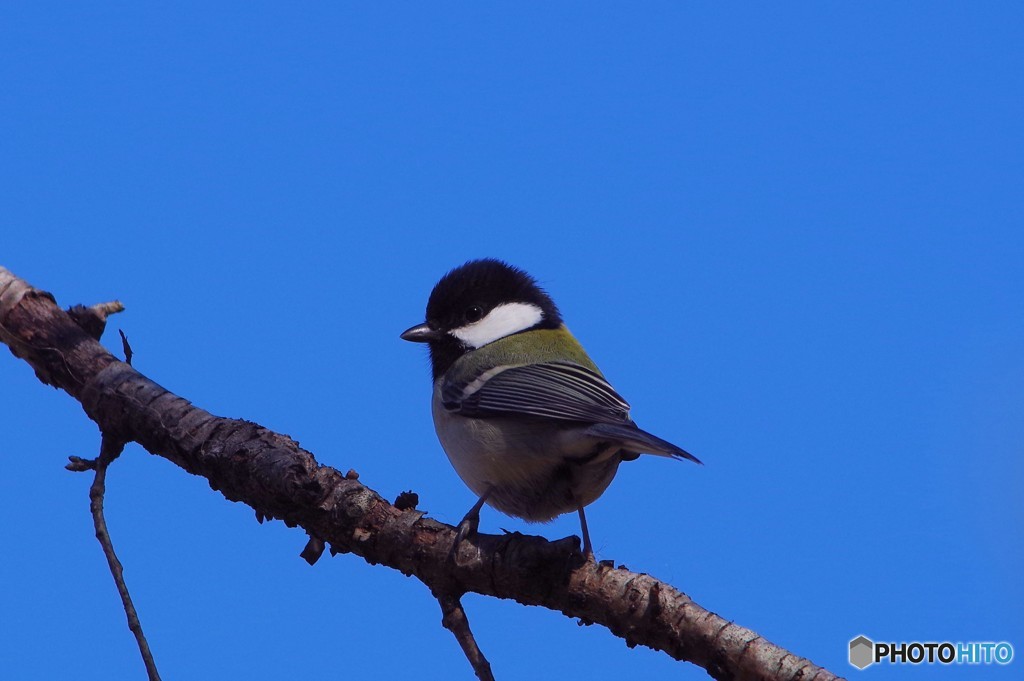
(401, 258, 700, 556)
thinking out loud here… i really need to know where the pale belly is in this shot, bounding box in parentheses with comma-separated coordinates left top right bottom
(432, 396, 623, 522)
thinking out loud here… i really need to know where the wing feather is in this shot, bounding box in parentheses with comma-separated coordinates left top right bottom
(442, 361, 631, 424)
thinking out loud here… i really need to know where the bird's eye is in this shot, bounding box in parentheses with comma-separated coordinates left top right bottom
(464, 305, 484, 323)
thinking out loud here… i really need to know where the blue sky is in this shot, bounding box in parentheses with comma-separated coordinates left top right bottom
(2, 4, 1021, 679)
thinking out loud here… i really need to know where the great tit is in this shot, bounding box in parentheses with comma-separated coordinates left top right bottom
(401, 258, 700, 556)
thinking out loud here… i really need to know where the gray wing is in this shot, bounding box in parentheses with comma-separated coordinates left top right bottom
(442, 360, 703, 464)
(441, 361, 631, 424)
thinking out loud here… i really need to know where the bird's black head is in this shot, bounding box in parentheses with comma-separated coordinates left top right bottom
(401, 259, 562, 379)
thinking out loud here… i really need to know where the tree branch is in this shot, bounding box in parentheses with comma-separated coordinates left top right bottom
(437, 592, 495, 681)
(0, 266, 843, 681)
(85, 435, 163, 681)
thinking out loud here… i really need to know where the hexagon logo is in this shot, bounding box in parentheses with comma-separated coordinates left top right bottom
(849, 635, 874, 670)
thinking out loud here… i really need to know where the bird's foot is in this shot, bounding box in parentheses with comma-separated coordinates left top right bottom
(448, 491, 491, 562)
(453, 509, 480, 546)
(577, 505, 595, 560)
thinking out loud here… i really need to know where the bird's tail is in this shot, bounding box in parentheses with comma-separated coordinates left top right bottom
(584, 422, 702, 464)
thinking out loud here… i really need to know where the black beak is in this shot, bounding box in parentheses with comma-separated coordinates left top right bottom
(400, 322, 442, 343)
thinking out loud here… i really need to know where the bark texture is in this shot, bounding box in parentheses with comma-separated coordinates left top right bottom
(0, 266, 844, 681)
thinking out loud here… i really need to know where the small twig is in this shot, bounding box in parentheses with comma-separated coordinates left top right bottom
(394, 490, 419, 511)
(438, 592, 494, 681)
(300, 535, 326, 565)
(90, 436, 162, 681)
(66, 301, 125, 340)
(92, 300, 126, 318)
(66, 455, 97, 472)
(118, 329, 133, 365)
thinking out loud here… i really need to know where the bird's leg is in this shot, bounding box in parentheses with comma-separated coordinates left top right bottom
(577, 505, 594, 559)
(451, 488, 492, 557)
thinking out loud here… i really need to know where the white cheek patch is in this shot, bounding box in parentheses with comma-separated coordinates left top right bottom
(450, 302, 544, 349)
